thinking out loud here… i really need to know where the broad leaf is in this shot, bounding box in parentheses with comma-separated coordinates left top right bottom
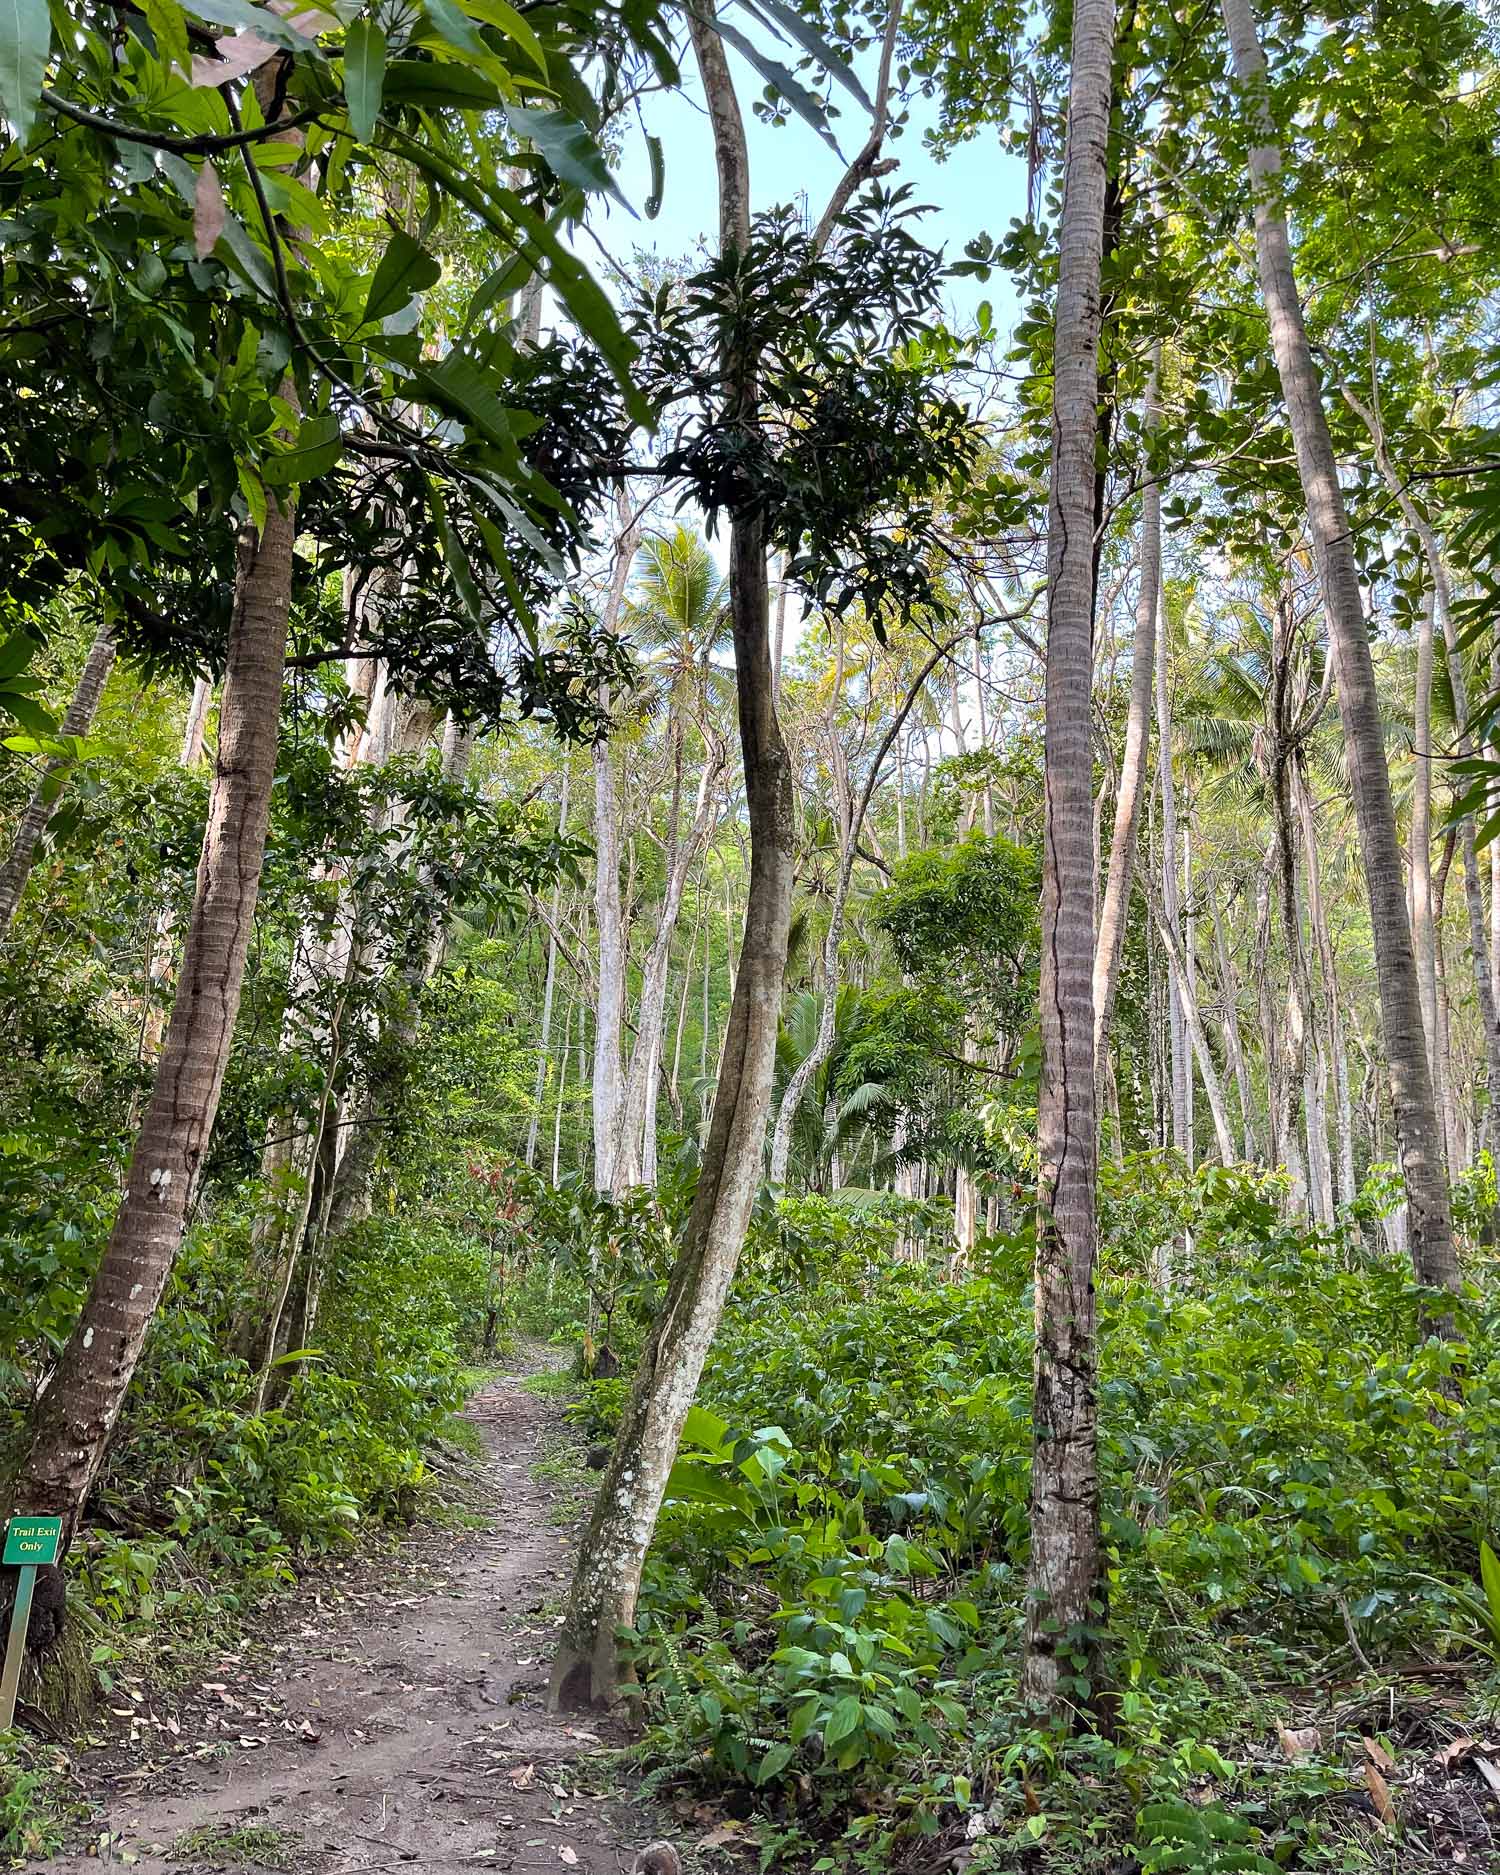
(504, 105, 630, 209)
(261, 410, 343, 487)
(740, 0, 870, 109)
(0, 0, 50, 143)
(458, 0, 545, 74)
(361, 229, 441, 328)
(709, 14, 842, 154)
(343, 18, 386, 140)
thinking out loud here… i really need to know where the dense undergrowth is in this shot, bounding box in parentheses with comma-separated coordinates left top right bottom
(564, 1161, 1500, 1872)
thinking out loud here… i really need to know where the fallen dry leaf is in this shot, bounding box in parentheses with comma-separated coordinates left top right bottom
(558, 1848, 578, 1866)
(697, 1825, 743, 1851)
(1438, 1736, 1479, 1771)
(1277, 1724, 1319, 1760)
(1475, 1756, 1500, 1796)
(1365, 1761, 1398, 1833)
(1361, 1736, 1395, 1772)
(510, 1764, 537, 1790)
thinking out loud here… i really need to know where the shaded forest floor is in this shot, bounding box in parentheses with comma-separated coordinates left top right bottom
(42, 1348, 653, 1875)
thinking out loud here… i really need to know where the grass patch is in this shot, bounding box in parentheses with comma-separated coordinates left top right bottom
(170, 1821, 292, 1866)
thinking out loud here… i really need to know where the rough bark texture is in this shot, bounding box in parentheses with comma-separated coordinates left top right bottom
(11, 506, 294, 1542)
(1022, 0, 1112, 1718)
(1093, 350, 1161, 1061)
(0, 625, 117, 934)
(1221, 0, 1457, 1292)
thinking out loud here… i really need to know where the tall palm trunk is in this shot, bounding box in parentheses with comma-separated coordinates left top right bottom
(1022, 0, 1112, 1717)
(1221, 0, 1456, 1291)
(10, 506, 294, 1543)
(0, 625, 117, 933)
(1093, 348, 1161, 1062)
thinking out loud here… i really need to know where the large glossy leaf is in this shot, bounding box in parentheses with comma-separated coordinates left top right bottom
(381, 55, 501, 111)
(458, 0, 545, 74)
(0, 0, 49, 142)
(176, 0, 321, 48)
(261, 410, 343, 487)
(504, 105, 630, 210)
(361, 229, 441, 328)
(412, 349, 517, 452)
(343, 18, 386, 140)
(428, 481, 482, 621)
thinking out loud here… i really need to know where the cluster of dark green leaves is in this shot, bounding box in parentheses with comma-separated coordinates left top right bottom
(632, 186, 983, 627)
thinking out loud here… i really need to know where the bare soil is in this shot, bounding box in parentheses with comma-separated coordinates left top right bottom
(41, 1351, 652, 1875)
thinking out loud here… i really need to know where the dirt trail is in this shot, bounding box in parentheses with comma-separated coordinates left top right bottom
(47, 1351, 644, 1875)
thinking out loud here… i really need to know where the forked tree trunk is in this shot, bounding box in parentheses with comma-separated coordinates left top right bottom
(0, 625, 117, 934)
(1022, 0, 1112, 1718)
(1221, 0, 1457, 1294)
(10, 507, 294, 1543)
(1093, 350, 1161, 1063)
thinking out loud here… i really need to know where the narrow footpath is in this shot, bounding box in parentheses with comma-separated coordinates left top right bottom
(45, 1352, 646, 1875)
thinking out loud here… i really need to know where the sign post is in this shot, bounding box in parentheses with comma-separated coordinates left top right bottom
(0, 1516, 62, 1731)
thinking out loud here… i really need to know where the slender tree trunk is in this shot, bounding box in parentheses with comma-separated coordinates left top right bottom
(551, 0, 804, 1707)
(11, 507, 293, 1543)
(0, 625, 117, 934)
(527, 769, 572, 1168)
(592, 501, 640, 1192)
(1147, 887, 1237, 1164)
(1221, 0, 1457, 1293)
(1295, 770, 1355, 1205)
(553, 997, 574, 1186)
(1022, 0, 1111, 1717)
(611, 729, 723, 1195)
(1410, 588, 1447, 1168)
(1211, 901, 1258, 1162)
(1094, 349, 1161, 1062)
(1156, 626, 1192, 1165)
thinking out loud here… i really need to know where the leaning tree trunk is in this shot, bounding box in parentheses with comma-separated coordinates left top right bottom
(1093, 346, 1161, 1064)
(1021, 0, 1112, 1719)
(1221, 0, 1458, 1293)
(547, 0, 914, 1707)
(0, 625, 117, 934)
(10, 505, 294, 1545)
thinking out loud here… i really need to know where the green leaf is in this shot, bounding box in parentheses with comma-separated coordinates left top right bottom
(381, 56, 502, 111)
(739, 0, 870, 109)
(709, 14, 841, 154)
(412, 349, 517, 452)
(823, 1694, 861, 1748)
(755, 1743, 794, 1786)
(261, 410, 343, 488)
(0, 0, 50, 143)
(0, 693, 57, 737)
(142, 0, 191, 77)
(428, 481, 482, 621)
(644, 131, 664, 219)
(422, 0, 484, 56)
(1480, 1540, 1500, 1632)
(504, 105, 631, 210)
(361, 229, 442, 328)
(458, 0, 545, 73)
(269, 1347, 326, 1367)
(176, 0, 320, 46)
(0, 633, 34, 684)
(343, 18, 386, 140)
(681, 1403, 731, 1451)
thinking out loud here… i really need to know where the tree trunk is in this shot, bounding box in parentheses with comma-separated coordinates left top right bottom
(1220, 0, 1457, 1294)
(0, 625, 117, 934)
(550, 0, 800, 1709)
(1147, 887, 1237, 1164)
(10, 507, 293, 1543)
(1093, 349, 1161, 1062)
(527, 768, 572, 1168)
(611, 726, 723, 1195)
(1022, 0, 1111, 1717)
(591, 500, 640, 1192)
(1295, 768, 1356, 1205)
(1156, 642, 1193, 1167)
(1211, 899, 1258, 1161)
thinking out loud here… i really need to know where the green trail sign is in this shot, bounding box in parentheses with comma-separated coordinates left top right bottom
(0, 1515, 63, 1730)
(3, 1518, 61, 1568)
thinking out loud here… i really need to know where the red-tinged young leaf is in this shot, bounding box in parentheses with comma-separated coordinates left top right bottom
(193, 161, 226, 260)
